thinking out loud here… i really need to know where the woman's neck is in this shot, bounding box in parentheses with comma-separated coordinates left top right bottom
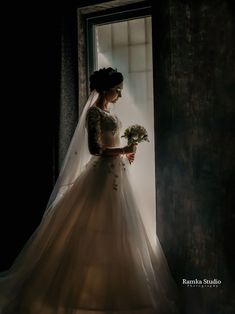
(95, 95, 109, 111)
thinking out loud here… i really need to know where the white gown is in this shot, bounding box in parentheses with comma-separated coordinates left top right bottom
(0, 106, 181, 314)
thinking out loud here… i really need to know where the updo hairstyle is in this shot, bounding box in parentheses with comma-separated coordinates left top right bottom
(89, 67, 123, 93)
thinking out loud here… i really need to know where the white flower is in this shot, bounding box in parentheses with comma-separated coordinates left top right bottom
(121, 124, 150, 145)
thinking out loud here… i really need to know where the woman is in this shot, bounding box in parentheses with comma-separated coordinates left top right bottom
(0, 68, 181, 314)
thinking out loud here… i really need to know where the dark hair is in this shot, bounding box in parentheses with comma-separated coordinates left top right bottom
(89, 67, 123, 93)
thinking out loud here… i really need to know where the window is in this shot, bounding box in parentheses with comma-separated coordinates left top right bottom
(78, 1, 156, 242)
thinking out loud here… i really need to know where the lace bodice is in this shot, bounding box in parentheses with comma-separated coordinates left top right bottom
(86, 106, 122, 155)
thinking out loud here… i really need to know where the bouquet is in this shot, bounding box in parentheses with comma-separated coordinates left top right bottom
(121, 124, 150, 146)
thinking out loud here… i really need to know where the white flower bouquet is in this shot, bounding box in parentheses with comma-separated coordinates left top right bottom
(121, 124, 150, 146)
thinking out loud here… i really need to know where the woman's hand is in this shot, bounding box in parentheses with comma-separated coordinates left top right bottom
(123, 144, 137, 154)
(126, 152, 135, 164)
(122, 144, 137, 164)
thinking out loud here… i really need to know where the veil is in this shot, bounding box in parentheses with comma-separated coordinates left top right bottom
(43, 90, 99, 218)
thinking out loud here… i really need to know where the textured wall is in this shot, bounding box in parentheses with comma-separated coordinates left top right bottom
(153, 1, 235, 313)
(59, 6, 79, 168)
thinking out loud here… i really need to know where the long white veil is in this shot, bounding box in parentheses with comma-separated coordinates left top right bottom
(0, 89, 181, 314)
(43, 90, 99, 218)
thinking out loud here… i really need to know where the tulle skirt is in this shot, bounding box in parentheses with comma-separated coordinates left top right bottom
(0, 155, 181, 314)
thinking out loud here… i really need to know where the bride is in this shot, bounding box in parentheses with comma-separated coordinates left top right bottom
(0, 68, 181, 314)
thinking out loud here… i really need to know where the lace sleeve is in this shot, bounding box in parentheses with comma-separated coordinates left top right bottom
(86, 107, 103, 155)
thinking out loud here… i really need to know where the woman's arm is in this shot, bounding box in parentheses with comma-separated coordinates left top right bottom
(102, 145, 136, 156)
(86, 107, 103, 155)
(86, 107, 136, 157)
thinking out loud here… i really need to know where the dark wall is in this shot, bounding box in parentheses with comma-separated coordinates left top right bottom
(0, 4, 62, 269)
(59, 6, 79, 168)
(153, 1, 235, 313)
(0, 2, 81, 271)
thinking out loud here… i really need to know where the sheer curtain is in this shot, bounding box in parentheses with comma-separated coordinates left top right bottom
(95, 17, 156, 243)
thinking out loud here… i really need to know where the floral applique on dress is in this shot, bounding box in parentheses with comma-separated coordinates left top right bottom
(86, 106, 123, 190)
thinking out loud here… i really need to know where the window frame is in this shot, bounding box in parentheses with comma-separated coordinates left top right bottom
(77, 1, 152, 113)
(85, 1, 152, 81)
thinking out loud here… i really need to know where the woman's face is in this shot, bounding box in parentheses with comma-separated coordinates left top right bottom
(105, 82, 123, 103)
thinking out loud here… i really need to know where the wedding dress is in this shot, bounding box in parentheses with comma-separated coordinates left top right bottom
(0, 99, 181, 314)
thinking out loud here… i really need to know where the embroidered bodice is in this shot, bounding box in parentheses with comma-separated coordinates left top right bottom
(86, 106, 122, 155)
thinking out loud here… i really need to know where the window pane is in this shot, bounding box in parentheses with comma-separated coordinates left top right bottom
(95, 17, 156, 242)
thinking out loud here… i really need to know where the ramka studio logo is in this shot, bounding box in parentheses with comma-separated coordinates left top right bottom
(182, 278, 222, 288)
